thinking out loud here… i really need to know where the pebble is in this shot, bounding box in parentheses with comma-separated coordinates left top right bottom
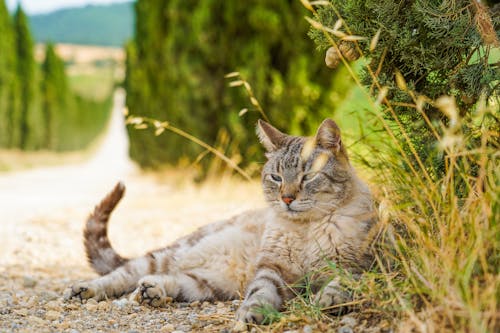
(85, 302, 98, 311)
(303, 325, 313, 333)
(40, 291, 59, 301)
(45, 310, 61, 321)
(113, 298, 130, 309)
(176, 324, 192, 332)
(232, 321, 247, 332)
(45, 300, 62, 311)
(23, 276, 37, 288)
(28, 316, 46, 325)
(338, 326, 353, 333)
(340, 315, 357, 327)
(189, 300, 200, 307)
(97, 301, 109, 311)
(164, 324, 175, 331)
(14, 308, 29, 316)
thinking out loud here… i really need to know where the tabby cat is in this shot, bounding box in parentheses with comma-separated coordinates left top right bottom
(67, 119, 377, 324)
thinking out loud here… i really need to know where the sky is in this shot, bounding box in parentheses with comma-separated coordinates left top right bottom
(6, 0, 132, 15)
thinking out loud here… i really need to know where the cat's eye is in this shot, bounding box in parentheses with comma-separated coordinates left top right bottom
(302, 172, 317, 183)
(270, 174, 282, 182)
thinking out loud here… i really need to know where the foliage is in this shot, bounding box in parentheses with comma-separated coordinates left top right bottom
(41, 43, 71, 149)
(14, 5, 41, 149)
(29, 2, 134, 47)
(125, 0, 356, 171)
(0, 0, 20, 148)
(308, 0, 500, 176)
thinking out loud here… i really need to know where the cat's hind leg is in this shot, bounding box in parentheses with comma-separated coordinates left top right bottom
(67, 255, 156, 302)
(131, 271, 234, 307)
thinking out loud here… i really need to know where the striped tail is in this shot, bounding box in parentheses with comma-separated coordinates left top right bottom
(84, 182, 129, 275)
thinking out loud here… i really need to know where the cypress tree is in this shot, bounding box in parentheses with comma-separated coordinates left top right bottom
(0, 0, 21, 148)
(41, 43, 69, 149)
(14, 5, 39, 149)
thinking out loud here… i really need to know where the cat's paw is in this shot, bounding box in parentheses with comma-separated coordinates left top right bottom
(235, 302, 265, 324)
(133, 278, 168, 307)
(65, 282, 98, 302)
(314, 280, 351, 314)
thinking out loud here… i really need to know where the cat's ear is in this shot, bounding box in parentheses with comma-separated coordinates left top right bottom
(315, 118, 342, 152)
(256, 119, 288, 152)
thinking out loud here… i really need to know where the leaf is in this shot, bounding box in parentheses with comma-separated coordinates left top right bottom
(250, 97, 260, 107)
(155, 127, 165, 136)
(333, 19, 343, 31)
(229, 80, 244, 87)
(299, 0, 313, 12)
(370, 29, 382, 52)
(395, 70, 407, 91)
(341, 35, 367, 41)
(224, 72, 240, 78)
(305, 16, 324, 30)
(376, 86, 389, 105)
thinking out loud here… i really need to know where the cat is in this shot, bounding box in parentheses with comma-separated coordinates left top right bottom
(66, 119, 377, 325)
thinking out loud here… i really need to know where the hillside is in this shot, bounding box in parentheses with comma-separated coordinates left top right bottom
(29, 2, 134, 47)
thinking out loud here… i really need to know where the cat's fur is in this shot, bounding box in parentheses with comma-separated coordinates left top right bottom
(67, 119, 377, 324)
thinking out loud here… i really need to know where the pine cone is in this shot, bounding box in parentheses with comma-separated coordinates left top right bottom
(325, 41, 360, 69)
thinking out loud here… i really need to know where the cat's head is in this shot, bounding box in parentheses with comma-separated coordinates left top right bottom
(257, 119, 355, 221)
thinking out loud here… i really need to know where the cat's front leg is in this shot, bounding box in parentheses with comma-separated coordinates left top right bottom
(235, 260, 296, 324)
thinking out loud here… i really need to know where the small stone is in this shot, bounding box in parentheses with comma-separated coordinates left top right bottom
(338, 326, 353, 333)
(164, 324, 175, 331)
(176, 325, 191, 332)
(64, 303, 80, 310)
(40, 291, 59, 301)
(189, 300, 200, 307)
(216, 301, 225, 308)
(302, 325, 313, 333)
(112, 298, 129, 309)
(24, 296, 37, 307)
(14, 308, 29, 316)
(85, 302, 98, 311)
(45, 310, 61, 321)
(97, 301, 109, 311)
(339, 316, 357, 327)
(57, 321, 70, 329)
(233, 321, 247, 332)
(45, 300, 62, 311)
(69, 330, 80, 333)
(28, 315, 46, 325)
(23, 276, 37, 288)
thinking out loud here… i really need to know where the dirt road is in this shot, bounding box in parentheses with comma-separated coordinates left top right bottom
(0, 90, 264, 332)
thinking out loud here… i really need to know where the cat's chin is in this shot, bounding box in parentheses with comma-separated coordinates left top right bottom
(275, 208, 313, 222)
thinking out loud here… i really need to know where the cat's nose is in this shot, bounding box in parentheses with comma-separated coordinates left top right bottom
(281, 195, 295, 205)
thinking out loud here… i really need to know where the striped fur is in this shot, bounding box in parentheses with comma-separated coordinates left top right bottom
(84, 182, 128, 275)
(67, 119, 377, 326)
